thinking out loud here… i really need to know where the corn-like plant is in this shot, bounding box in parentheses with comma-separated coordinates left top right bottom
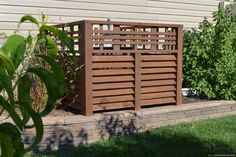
(0, 14, 74, 157)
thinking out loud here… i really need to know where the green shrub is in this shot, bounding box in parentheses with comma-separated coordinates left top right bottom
(183, 8, 236, 99)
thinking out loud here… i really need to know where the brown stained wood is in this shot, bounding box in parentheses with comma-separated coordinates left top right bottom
(93, 56, 134, 62)
(141, 62, 177, 68)
(176, 25, 183, 106)
(92, 41, 176, 45)
(93, 50, 178, 54)
(93, 88, 134, 97)
(141, 80, 176, 87)
(135, 48, 141, 111)
(141, 55, 177, 61)
(93, 62, 134, 68)
(141, 91, 176, 100)
(93, 101, 134, 111)
(113, 25, 120, 51)
(141, 68, 176, 74)
(79, 21, 93, 116)
(141, 74, 176, 80)
(89, 20, 180, 28)
(93, 75, 134, 83)
(141, 86, 176, 94)
(55, 20, 183, 115)
(93, 30, 176, 36)
(141, 97, 176, 106)
(93, 82, 134, 90)
(93, 69, 134, 76)
(93, 95, 134, 104)
(93, 35, 176, 41)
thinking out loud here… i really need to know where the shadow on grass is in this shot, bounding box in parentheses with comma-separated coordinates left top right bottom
(29, 114, 236, 157)
(32, 130, 235, 157)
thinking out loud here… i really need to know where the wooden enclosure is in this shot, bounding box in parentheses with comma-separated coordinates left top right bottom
(56, 20, 183, 116)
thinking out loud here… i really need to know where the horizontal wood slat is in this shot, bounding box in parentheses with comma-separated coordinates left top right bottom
(93, 101, 134, 111)
(93, 55, 134, 62)
(141, 97, 176, 106)
(141, 85, 176, 94)
(93, 35, 176, 40)
(93, 95, 134, 104)
(141, 79, 176, 87)
(93, 62, 134, 68)
(141, 91, 176, 100)
(141, 61, 177, 68)
(93, 82, 134, 90)
(141, 74, 176, 80)
(141, 68, 176, 74)
(141, 55, 177, 61)
(93, 69, 134, 76)
(93, 75, 134, 83)
(92, 41, 176, 45)
(93, 50, 178, 54)
(93, 88, 134, 97)
(93, 30, 177, 36)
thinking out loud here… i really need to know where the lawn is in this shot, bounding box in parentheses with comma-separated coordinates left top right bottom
(27, 115, 236, 157)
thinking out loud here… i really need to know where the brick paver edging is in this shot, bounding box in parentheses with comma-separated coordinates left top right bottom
(1, 101, 236, 151)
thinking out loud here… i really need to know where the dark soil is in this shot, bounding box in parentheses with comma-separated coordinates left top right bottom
(182, 96, 208, 104)
(49, 96, 208, 116)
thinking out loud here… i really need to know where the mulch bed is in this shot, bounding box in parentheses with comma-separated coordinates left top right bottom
(48, 96, 209, 116)
(182, 96, 208, 104)
(0, 96, 209, 117)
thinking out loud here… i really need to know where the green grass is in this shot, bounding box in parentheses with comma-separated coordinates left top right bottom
(27, 115, 236, 157)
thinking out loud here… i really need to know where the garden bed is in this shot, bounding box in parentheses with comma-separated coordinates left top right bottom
(47, 96, 209, 117)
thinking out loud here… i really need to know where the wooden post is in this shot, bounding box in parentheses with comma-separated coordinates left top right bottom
(134, 27, 141, 111)
(80, 21, 93, 116)
(176, 25, 183, 106)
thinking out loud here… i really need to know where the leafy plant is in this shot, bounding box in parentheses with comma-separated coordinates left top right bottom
(183, 8, 236, 99)
(0, 14, 74, 157)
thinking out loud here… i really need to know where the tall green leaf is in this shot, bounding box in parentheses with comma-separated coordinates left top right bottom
(0, 68, 15, 106)
(17, 100, 44, 152)
(18, 75, 32, 125)
(0, 34, 26, 69)
(0, 96, 23, 130)
(0, 123, 24, 157)
(38, 35, 58, 58)
(0, 132, 14, 157)
(17, 75, 44, 152)
(0, 51, 15, 77)
(40, 26, 75, 54)
(18, 14, 39, 28)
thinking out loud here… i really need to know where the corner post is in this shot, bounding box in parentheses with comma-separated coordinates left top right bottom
(176, 25, 183, 106)
(80, 21, 93, 116)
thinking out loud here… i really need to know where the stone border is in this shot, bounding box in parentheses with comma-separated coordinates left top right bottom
(1, 101, 236, 150)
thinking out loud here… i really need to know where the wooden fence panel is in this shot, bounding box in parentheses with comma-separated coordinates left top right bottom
(55, 20, 183, 116)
